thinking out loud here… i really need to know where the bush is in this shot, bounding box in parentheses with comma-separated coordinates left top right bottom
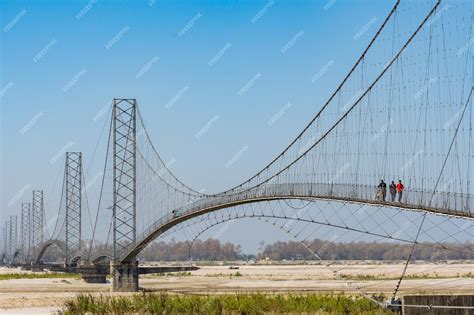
(0, 273, 79, 281)
(62, 292, 392, 314)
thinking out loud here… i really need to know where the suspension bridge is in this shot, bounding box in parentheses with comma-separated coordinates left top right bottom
(1, 0, 473, 309)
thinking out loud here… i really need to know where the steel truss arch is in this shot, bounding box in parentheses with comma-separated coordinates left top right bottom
(33, 240, 66, 264)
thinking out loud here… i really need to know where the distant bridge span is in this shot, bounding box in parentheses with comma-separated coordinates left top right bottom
(34, 240, 106, 266)
(34, 240, 66, 264)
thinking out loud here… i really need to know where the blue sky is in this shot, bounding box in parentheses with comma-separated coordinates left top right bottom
(1, 0, 470, 253)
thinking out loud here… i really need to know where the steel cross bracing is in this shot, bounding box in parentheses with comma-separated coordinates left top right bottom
(0, 226, 4, 258)
(112, 99, 137, 260)
(20, 202, 31, 261)
(5, 221, 10, 260)
(5, 220, 10, 259)
(2, 222, 7, 259)
(65, 152, 82, 263)
(8, 216, 17, 261)
(5, 221, 9, 259)
(32, 190, 44, 250)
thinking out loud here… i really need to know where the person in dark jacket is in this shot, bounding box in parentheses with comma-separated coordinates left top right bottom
(389, 181, 397, 202)
(378, 179, 387, 201)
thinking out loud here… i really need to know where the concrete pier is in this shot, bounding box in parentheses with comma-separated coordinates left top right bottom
(111, 260, 139, 292)
(20, 261, 199, 290)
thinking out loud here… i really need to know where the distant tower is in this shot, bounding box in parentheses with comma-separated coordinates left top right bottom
(0, 226, 4, 258)
(2, 221, 7, 257)
(21, 202, 31, 260)
(65, 152, 82, 263)
(32, 190, 44, 248)
(112, 99, 137, 260)
(8, 216, 17, 261)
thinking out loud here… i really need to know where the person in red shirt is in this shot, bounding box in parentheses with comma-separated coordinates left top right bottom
(396, 180, 404, 202)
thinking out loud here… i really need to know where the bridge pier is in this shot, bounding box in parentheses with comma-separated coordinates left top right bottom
(111, 260, 139, 292)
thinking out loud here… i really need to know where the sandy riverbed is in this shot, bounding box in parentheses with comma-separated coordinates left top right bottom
(0, 261, 472, 313)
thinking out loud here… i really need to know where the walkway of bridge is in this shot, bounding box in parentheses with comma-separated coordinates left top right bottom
(121, 182, 473, 263)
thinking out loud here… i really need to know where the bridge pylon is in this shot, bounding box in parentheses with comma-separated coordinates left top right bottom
(20, 202, 31, 262)
(111, 98, 139, 291)
(0, 225, 5, 263)
(32, 190, 44, 260)
(2, 222, 7, 263)
(8, 215, 17, 263)
(65, 152, 82, 265)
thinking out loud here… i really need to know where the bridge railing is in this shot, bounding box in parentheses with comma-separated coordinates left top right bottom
(209, 183, 472, 216)
(234, 183, 471, 216)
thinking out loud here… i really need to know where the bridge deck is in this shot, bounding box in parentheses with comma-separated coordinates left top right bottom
(121, 183, 472, 262)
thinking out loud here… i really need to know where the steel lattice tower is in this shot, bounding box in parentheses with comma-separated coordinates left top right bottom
(21, 202, 31, 260)
(0, 227, 7, 263)
(3, 220, 10, 259)
(112, 99, 137, 260)
(3, 222, 8, 252)
(65, 152, 82, 263)
(8, 216, 17, 261)
(32, 190, 44, 249)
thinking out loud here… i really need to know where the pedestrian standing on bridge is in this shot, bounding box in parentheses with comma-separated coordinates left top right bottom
(389, 181, 396, 202)
(397, 180, 404, 202)
(378, 179, 387, 201)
